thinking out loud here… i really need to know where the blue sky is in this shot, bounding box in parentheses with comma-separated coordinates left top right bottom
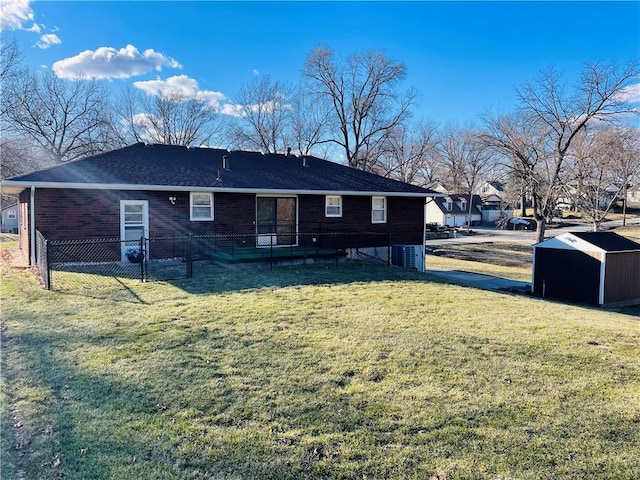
(2, 1, 640, 125)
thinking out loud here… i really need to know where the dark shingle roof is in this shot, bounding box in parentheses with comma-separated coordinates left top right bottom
(5, 143, 434, 196)
(432, 194, 482, 215)
(570, 232, 640, 252)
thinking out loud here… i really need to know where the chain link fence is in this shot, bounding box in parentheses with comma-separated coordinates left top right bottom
(35, 230, 391, 293)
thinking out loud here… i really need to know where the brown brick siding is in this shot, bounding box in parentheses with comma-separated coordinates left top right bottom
(299, 194, 424, 245)
(21, 188, 426, 262)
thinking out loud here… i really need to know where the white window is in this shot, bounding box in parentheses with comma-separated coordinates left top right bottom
(371, 196, 387, 224)
(7, 210, 16, 219)
(190, 192, 214, 221)
(325, 196, 342, 217)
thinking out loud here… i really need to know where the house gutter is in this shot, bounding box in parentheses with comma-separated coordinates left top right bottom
(0, 181, 444, 198)
(30, 185, 36, 266)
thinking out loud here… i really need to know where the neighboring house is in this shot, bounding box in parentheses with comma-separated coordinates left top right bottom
(430, 181, 451, 195)
(476, 180, 505, 198)
(626, 183, 640, 205)
(0, 143, 437, 266)
(426, 194, 482, 227)
(532, 232, 640, 307)
(474, 181, 513, 223)
(1, 201, 19, 233)
(477, 194, 508, 223)
(558, 182, 626, 211)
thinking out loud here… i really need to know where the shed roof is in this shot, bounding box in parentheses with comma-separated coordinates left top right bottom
(535, 231, 640, 253)
(571, 232, 640, 252)
(1, 143, 436, 197)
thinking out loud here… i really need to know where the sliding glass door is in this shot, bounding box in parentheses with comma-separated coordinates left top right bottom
(256, 196, 297, 247)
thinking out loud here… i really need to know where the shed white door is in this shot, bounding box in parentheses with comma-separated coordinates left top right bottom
(120, 200, 149, 261)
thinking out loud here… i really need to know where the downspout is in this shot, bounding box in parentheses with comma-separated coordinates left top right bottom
(422, 198, 428, 273)
(30, 185, 36, 266)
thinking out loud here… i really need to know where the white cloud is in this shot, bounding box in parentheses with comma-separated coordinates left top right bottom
(36, 33, 61, 49)
(52, 44, 182, 80)
(220, 103, 245, 117)
(246, 99, 291, 114)
(0, 0, 40, 32)
(131, 113, 155, 128)
(134, 74, 226, 109)
(617, 82, 640, 103)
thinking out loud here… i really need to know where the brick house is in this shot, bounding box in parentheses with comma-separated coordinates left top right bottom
(1, 143, 436, 265)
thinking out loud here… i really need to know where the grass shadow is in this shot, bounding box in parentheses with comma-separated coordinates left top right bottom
(53, 275, 150, 304)
(171, 261, 437, 296)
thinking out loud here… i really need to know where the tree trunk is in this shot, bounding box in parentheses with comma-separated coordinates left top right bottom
(622, 183, 628, 227)
(535, 216, 546, 244)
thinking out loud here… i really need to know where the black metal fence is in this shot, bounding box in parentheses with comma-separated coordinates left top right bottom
(35, 230, 391, 292)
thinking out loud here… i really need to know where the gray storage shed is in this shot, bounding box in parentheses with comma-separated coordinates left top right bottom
(532, 232, 640, 306)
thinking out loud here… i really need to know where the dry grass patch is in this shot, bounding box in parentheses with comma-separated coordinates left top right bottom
(426, 242, 532, 281)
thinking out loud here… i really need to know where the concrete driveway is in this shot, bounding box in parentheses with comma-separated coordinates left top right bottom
(425, 266, 531, 293)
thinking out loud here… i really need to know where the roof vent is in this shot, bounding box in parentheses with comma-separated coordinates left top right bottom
(286, 146, 291, 156)
(302, 157, 308, 167)
(222, 155, 229, 169)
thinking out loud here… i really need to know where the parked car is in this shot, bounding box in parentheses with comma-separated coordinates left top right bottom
(508, 217, 537, 230)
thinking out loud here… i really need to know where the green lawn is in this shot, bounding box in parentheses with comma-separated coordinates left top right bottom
(1, 252, 639, 479)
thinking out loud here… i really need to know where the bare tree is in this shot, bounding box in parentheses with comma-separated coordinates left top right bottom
(565, 128, 621, 230)
(3, 69, 113, 163)
(375, 121, 440, 187)
(228, 75, 292, 153)
(610, 126, 640, 225)
(439, 123, 492, 230)
(582, 126, 640, 227)
(484, 60, 640, 242)
(1, 38, 27, 181)
(111, 86, 222, 147)
(290, 87, 332, 157)
(302, 46, 414, 170)
(482, 112, 558, 236)
(437, 122, 469, 194)
(0, 139, 55, 179)
(0, 37, 22, 117)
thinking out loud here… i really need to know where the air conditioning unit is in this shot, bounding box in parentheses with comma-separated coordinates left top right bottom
(391, 245, 424, 271)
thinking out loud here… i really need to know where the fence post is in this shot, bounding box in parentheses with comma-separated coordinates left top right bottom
(45, 239, 52, 290)
(270, 233, 274, 270)
(140, 236, 145, 282)
(186, 234, 193, 279)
